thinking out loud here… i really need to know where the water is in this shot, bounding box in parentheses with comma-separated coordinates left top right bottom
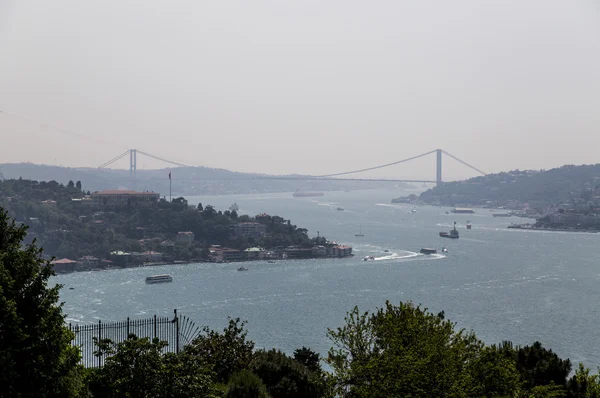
(54, 189, 600, 367)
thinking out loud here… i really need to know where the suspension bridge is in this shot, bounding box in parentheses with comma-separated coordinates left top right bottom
(98, 148, 486, 186)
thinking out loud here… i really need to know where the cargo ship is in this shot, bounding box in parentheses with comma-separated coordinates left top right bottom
(440, 222, 459, 239)
(293, 191, 324, 198)
(493, 213, 511, 217)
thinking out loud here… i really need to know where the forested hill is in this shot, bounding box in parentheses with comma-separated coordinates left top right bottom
(0, 162, 400, 196)
(0, 178, 316, 261)
(419, 164, 600, 208)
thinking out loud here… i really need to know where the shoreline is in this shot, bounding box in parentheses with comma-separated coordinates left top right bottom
(54, 255, 355, 275)
(507, 225, 599, 233)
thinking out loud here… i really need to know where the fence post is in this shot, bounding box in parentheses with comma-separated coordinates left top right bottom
(154, 314, 157, 339)
(126, 317, 130, 337)
(175, 309, 180, 354)
(98, 320, 102, 368)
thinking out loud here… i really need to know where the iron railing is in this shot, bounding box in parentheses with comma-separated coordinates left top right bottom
(69, 309, 201, 367)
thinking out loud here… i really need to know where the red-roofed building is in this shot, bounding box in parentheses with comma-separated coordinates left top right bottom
(51, 258, 77, 273)
(91, 190, 159, 206)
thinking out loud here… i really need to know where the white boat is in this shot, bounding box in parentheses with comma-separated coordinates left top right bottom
(363, 256, 375, 261)
(145, 274, 173, 284)
(237, 266, 248, 271)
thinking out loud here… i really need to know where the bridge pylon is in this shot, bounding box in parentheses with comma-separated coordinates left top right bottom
(436, 149, 442, 185)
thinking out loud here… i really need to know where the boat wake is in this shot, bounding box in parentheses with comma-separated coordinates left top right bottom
(372, 251, 446, 262)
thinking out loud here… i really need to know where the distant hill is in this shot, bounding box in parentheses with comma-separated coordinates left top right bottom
(418, 164, 600, 209)
(0, 163, 404, 196)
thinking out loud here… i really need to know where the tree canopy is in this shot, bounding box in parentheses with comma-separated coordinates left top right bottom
(0, 208, 83, 396)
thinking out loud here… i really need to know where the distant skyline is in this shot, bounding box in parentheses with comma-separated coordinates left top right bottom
(1, 0, 599, 181)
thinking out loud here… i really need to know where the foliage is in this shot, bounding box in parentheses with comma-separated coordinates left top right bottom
(566, 364, 600, 398)
(250, 349, 327, 398)
(294, 346, 322, 373)
(326, 301, 520, 398)
(419, 165, 600, 209)
(0, 178, 315, 262)
(515, 341, 572, 391)
(185, 318, 255, 384)
(88, 334, 219, 397)
(0, 207, 84, 397)
(224, 369, 271, 398)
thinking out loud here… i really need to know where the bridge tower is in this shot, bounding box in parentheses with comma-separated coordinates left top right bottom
(436, 149, 442, 185)
(129, 149, 137, 189)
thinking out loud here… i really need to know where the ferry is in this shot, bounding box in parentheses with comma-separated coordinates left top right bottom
(440, 222, 459, 239)
(145, 274, 173, 284)
(493, 213, 511, 217)
(420, 248, 437, 255)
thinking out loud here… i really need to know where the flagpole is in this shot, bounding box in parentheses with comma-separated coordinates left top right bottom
(169, 172, 172, 202)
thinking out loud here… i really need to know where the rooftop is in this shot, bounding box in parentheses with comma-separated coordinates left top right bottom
(93, 190, 159, 196)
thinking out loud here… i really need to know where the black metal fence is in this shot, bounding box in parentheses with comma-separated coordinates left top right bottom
(69, 309, 202, 367)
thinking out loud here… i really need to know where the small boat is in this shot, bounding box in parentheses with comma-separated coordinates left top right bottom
(466, 221, 472, 230)
(363, 256, 375, 261)
(237, 266, 248, 271)
(69, 287, 75, 290)
(384, 249, 389, 253)
(337, 207, 344, 211)
(145, 274, 173, 284)
(440, 222, 459, 239)
(411, 209, 417, 213)
(493, 213, 511, 218)
(229, 203, 239, 211)
(442, 247, 448, 253)
(355, 225, 364, 237)
(420, 248, 437, 255)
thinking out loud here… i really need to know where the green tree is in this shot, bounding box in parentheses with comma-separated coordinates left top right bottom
(294, 346, 322, 373)
(197, 202, 203, 211)
(186, 318, 255, 383)
(516, 341, 572, 391)
(224, 370, 271, 398)
(327, 301, 518, 398)
(67, 180, 75, 188)
(566, 364, 600, 398)
(0, 208, 84, 397)
(250, 349, 326, 398)
(76, 181, 82, 191)
(88, 334, 219, 397)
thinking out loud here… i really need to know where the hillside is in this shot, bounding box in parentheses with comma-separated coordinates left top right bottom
(417, 164, 600, 209)
(0, 163, 402, 196)
(0, 178, 324, 264)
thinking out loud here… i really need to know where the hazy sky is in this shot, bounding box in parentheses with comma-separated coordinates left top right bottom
(1, 0, 599, 181)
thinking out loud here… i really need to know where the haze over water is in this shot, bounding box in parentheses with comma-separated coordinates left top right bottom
(55, 189, 600, 367)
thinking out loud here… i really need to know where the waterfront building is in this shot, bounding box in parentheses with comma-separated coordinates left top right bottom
(91, 190, 159, 206)
(233, 222, 267, 239)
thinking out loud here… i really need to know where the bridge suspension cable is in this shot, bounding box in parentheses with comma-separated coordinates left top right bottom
(135, 150, 190, 168)
(98, 150, 131, 169)
(442, 150, 486, 176)
(314, 150, 438, 178)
